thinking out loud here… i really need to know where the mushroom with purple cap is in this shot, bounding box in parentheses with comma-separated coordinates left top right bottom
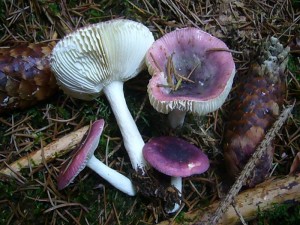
(142, 136, 210, 213)
(146, 27, 236, 128)
(51, 19, 155, 172)
(57, 119, 136, 196)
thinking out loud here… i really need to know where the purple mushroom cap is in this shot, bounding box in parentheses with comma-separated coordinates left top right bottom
(57, 119, 105, 190)
(143, 136, 210, 177)
(146, 27, 235, 116)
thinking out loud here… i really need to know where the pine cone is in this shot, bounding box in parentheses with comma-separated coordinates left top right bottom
(0, 42, 58, 113)
(223, 37, 289, 187)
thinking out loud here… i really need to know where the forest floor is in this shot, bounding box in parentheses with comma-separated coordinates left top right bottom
(0, 0, 299, 224)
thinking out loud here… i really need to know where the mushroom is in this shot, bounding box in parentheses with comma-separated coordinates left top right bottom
(142, 136, 210, 213)
(146, 27, 236, 128)
(51, 19, 155, 172)
(57, 119, 136, 196)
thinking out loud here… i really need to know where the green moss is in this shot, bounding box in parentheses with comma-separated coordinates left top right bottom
(61, 174, 145, 224)
(288, 55, 300, 82)
(57, 106, 71, 120)
(0, 181, 17, 198)
(0, 179, 47, 223)
(257, 202, 300, 225)
(48, 2, 60, 16)
(292, 0, 300, 8)
(0, 1, 5, 21)
(27, 107, 48, 128)
(81, 97, 111, 123)
(67, 0, 78, 8)
(87, 8, 105, 23)
(175, 211, 186, 223)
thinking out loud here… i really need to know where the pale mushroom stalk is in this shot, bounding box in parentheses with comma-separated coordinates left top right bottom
(103, 81, 147, 171)
(87, 155, 136, 196)
(168, 109, 187, 129)
(169, 176, 182, 213)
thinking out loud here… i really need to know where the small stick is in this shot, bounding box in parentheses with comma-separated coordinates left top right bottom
(172, 58, 197, 91)
(149, 52, 163, 72)
(206, 48, 243, 54)
(172, 60, 196, 83)
(173, 70, 194, 83)
(174, 76, 183, 91)
(159, 54, 200, 91)
(167, 53, 175, 88)
(171, 55, 197, 91)
(231, 202, 247, 225)
(157, 54, 176, 90)
(186, 62, 201, 80)
(0, 125, 89, 177)
(157, 84, 174, 88)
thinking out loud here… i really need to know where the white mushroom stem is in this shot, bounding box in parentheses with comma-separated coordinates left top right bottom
(87, 155, 136, 196)
(103, 81, 147, 172)
(167, 176, 182, 213)
(168, 109, 187, 129)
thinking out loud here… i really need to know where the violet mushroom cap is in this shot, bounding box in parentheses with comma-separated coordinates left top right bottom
(146, 27, 236, 128)
(143, 136, 209, 212)
(57, 119, 136, 196)
(51, 19, 155, 171)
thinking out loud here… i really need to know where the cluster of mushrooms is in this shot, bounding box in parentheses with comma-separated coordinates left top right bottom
(51, 19, 235, 213)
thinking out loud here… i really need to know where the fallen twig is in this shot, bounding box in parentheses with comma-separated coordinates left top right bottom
(158, 172, 300, 225)
(0, 125, 89, 177)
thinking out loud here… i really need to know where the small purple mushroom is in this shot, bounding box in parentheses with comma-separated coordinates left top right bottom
(146, 27, 236, 128)
(143, 136, 209, 213)
(57, 119, 136, 196)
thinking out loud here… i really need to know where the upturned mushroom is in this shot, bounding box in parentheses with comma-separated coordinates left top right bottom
(146, 27, 235, 128)
(143, 136, 210, 213)
(57, 119, 136, 196)
(51, 19, 154, 172)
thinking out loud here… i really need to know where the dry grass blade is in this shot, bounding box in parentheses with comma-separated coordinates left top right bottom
(205, 48, 243, 54)
(160, 0, 201, 28)
(43, 202, 89, 214)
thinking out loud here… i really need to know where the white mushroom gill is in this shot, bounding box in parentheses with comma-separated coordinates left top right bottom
(51, 19, 154, 172)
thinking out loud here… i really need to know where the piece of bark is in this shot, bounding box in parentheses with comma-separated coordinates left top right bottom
(158, 173, 300, 225)
(0, 125, 89, 177)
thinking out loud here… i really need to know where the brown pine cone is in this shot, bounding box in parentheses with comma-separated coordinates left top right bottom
(223, 37, 289, 187)
(0, 42, 58, 113)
